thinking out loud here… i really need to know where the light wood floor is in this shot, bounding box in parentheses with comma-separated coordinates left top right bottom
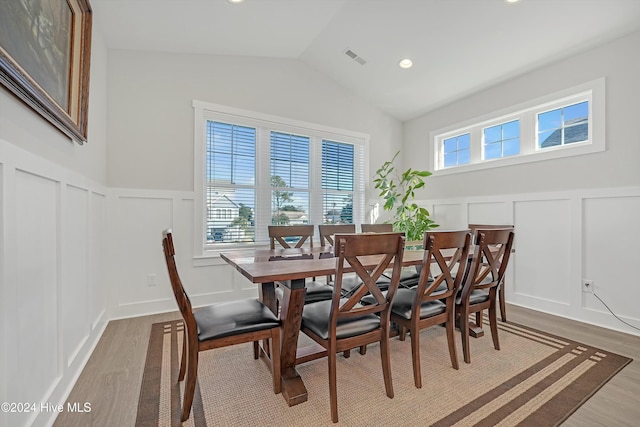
(53, 305, 640, 426)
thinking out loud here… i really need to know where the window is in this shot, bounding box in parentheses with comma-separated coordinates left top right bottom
(483, 120, 520, 160)
(322, 140, 354, 224)
(194, 101, 367, 253)
(537, 101, 588, 148)
(443, 133, 470, 167)
(431, 78, 605, 174)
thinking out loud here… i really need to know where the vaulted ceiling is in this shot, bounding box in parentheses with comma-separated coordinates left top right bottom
(92, 0, 640, 121)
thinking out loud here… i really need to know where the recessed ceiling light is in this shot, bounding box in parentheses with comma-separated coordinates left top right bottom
(228, 0, 245, 4)
(399, 58, 413, 69)
(505, 0, 520, 3)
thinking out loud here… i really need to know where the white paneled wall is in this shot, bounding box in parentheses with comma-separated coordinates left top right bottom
(429, 187, 640, 337)
(108, 190, 259, 320)
(108, 185, 640, 337)
(0, 140, 108, 427)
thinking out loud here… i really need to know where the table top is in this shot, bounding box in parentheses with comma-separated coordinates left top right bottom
(220, 246, 425, 284)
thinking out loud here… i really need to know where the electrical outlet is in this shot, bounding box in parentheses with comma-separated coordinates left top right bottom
(147, 274, 157, 286)
(582, 280, 594, 293)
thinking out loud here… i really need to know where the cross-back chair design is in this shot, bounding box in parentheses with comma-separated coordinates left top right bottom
(268, 224, 314, 249)
(389, 230, 471, 388)
(162, 229, 281, 421)
(457, 228, 515, 364)
(318, 224, 356, 246)
(300, 232, 405, 423)
(318, 223, 356, 282)
(468, 224, 514, 322)
(361, 222, 420, 289)
(268, 225, 334, 305)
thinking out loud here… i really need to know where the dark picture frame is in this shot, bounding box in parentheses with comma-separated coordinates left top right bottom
(0, 0, 92, 144)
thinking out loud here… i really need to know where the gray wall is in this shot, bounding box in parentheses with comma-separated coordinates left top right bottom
(404, 30, 640, 199)
(106, 50, 403, 195)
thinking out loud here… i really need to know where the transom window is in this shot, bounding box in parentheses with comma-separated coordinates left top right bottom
(194, 101, 367, 253)
(430, 78, 604, 175)
(484, 120, 520, 160)
(443, 133, 470, 167)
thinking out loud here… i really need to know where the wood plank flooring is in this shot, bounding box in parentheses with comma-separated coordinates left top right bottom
(53, 305, 640, 426)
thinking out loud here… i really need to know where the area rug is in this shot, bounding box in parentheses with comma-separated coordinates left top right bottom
(135, 319, 631, 426)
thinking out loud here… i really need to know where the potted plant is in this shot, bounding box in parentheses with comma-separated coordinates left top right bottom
(373, 151, 438, 243)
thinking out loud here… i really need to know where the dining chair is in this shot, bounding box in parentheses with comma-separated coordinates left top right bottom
(162, 229, 281, 421)
(318, 223, 357, 283)
(360, 223, 393, 233)
(365, 230, 471, 388)
(456, 228, 515, 364)
(468, 224, 514, 322)
(361, 223, 420, 289)
(301, 232, 405, 423)
(268, 225, 334, 305)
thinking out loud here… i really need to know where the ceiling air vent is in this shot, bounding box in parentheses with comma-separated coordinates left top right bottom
(344, 48, 367, 65)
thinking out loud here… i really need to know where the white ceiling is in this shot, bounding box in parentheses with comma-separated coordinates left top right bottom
(91, 0, 640, 121)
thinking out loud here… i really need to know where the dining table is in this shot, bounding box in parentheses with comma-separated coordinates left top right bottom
(220, 245, 425, 406)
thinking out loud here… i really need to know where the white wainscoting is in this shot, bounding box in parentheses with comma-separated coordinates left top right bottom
(0, 140, 108, 427)
(110, 186, 640, 337)
(428, 187, 640, 337)
(108, 189, 260, 320)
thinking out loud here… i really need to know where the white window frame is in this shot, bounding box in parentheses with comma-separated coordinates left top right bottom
(193, 100, 369, 259)
(430, 77, 605, 175)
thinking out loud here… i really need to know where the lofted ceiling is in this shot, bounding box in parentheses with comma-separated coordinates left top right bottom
(91, 0, 640, 121)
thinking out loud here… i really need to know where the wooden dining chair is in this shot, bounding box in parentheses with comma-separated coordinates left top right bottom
(361, 222, 420, 289)
(365, 230, 471, 388)
(301, 232, 405, 423)
(468, 224, 514, 322)
(162, 229, 281, 421)
(360, 223, 393, 233)
(318, 224, 356, 246)
(456, 228, 515, 363)
(268, 225, 334, 304)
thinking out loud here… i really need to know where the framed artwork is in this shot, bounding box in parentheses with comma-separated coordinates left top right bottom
(0, 0, 92, 144)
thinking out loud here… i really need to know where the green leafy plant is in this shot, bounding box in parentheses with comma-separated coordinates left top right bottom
(373, 151, 438, 241)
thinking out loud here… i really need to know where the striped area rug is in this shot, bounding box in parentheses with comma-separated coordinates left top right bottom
(136, 320, 631, 426)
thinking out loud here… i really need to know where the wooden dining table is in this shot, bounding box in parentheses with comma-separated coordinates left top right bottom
(220, 245, 425, 407)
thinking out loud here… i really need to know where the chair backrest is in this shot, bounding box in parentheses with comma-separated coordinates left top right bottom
(268, 225, 314, 249)
(162, 229, 196, 328)
(331, 232, 405, 326)
(361, 223, 393, 233)
(468, 224, 513, 236)
(460, 228, 515, 300)
(414, 230, 472, 304)
(318, 224, 356, 246)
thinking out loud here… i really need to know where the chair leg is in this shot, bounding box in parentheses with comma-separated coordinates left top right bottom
(343, 349, 351, 358)
(399, 325, 407, 341)
(253, 341, 259, 359)
(328, 350, 338, 423)
(359, 345, 367, 355)
(489, 303, 500, 351)
(460, 309, 472, 364)
(499, 283, 507, 322)
(446, 315, 459, 370)
(410, 326, 422, 388)
(182, 346, 199, 422)
(380, 335, 394, 398)
(179, 329, 187, 381)
(475, 311, 483, 329)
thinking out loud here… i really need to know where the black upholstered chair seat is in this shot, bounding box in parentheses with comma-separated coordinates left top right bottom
(302, 299, 381, 340)
(275, 280, 335, 304)
(390, 288, 447, 320)
(194, 300, 280, 341)
(456, 289, 489, 305)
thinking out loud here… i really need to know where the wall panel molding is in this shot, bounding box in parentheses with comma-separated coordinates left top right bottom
(0, 139, 108, 427)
